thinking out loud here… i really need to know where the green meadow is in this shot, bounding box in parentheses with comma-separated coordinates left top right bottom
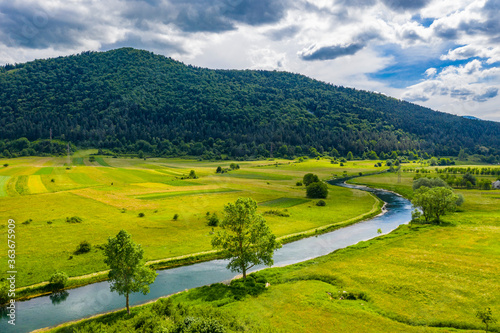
(50, 168, 500, 333)
(0, 155, 382, 288)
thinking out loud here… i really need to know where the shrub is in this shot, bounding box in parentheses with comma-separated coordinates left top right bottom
(173, 214, 179, 220)
(188, 170, 197, 179)
(206, 212, 219, 227)
(338, 290, 369, 301)
(66, 216, 83, 223)
(75, 241, 91, 254)
(306, 182, 328, 199)
(3, 163, 8, 167)
(303, 173, 319, 186)
(413, 177, 449, 190)
(316, 200, 326, 206)
(138, 212, 145, 218)
(296, 181, 303, 186)
(49, 271, 69, 290)
(263, 210, 290, 217)
(22, 218, 32, 225)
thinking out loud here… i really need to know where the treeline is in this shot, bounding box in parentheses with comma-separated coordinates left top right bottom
(0, 138, 72, 157)
(436, 167, 500, 176)
(1, 48, 500, 159)
(414, 173, 498, 190)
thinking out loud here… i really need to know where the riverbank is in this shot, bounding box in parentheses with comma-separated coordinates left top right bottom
(44, 174, 500, 333)
(13, 186, 383, 302)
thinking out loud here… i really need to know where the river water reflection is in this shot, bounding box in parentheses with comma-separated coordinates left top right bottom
(1, 181, 412, 333)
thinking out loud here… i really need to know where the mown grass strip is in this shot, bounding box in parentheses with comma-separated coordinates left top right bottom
(259, 197, 310, 208)
(15, 175, 30, 195)
(27, 175, 48, 194)
(221, 171, 293, 180)
(0, 175, 10, 197)
(72, 157, 85, 166)
(68, 173, 100, 185)
(95, 157, 111, 167)
(165, 180, 201, 186)
(136, 188, 240, 200)
(34, 167, 54, 175)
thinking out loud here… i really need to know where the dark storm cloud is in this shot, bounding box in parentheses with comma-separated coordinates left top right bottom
(163, 0, 288, 33)
(448, 87, 498, 102)
(0, 0, 289, 52)
(401, 29, 423, 41)
(0, 4, 86, 49)
(450, 88, 473, 99)
(336, 0, 377, 7)
(432, 0, 500, 43)
(300, 43, 365, 61)
(300, 31, 380, 61)
(433, 24, 459, 40)
(473, 87, 498, 102)
(267, 25, 300, 41)
(381, 0, 431, 12)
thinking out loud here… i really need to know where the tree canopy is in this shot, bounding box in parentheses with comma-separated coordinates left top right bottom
(1, 48, 499, 159)
(104, 229, 158, 314)
(303, 173, 320, 186)
(211, 197, 281, 279)
(306, 182, 329, 199)
(411, 187, 460, 224)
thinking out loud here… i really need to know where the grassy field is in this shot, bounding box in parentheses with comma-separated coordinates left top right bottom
(50, 169, 500, 333)
(0, 155, 383, 288)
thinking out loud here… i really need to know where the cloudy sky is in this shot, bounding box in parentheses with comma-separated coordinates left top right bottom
(1, 0, 500, 121)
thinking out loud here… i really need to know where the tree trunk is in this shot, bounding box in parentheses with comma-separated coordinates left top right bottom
(242, 265, 247, 279)
(126, 293, 130, 315)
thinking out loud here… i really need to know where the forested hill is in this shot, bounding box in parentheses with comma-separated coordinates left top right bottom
(1, 47, 499, 159)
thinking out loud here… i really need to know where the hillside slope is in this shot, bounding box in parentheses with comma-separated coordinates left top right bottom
(0, 48, 499, 158)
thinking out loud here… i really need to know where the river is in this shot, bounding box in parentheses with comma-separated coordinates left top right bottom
(0, 181, 412, 333)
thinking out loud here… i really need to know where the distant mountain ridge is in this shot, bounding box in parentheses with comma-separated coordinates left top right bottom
(0, 47, 499, 158)
(462, 115, 483, 121)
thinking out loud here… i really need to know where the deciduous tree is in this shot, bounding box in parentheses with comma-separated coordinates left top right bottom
(411, 187, 459, 224)
(104, 230, 157, 314)
(211, 198, 281, 279)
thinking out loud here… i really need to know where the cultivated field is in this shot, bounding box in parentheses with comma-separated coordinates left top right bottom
(49, 167, 500, 333)
(0, 154, 383, 287)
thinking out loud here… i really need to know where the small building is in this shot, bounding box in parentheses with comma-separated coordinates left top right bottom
(493, 180, 500, 189)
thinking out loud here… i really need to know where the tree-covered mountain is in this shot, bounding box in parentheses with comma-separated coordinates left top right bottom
(1, 47, 499, 159)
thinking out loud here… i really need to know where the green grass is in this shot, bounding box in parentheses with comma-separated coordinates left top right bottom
(41, 161, 500, 333)
(95, 157, 111, 167)
(165, 179, 201, 186)
(68, 173, 101, 186)
(135, 188, 240, 200)
(0, 156, 381, 288)
(34, 167, 54, 175)
(15, 175, 30, 195)
(259, 197, 310, 208)
(0, 175, 9, 197)
(170, 183, 500, 332)
(72, 157, 85, 166)
(221, 170, 294, 180)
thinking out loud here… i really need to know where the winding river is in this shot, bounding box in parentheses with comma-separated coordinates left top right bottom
(1, 181, 412, 333)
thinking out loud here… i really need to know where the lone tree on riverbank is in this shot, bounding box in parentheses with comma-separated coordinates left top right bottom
(212, 197, 281, 279)
(411, 187, 460, 224)
(104, 230, 157, 314)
